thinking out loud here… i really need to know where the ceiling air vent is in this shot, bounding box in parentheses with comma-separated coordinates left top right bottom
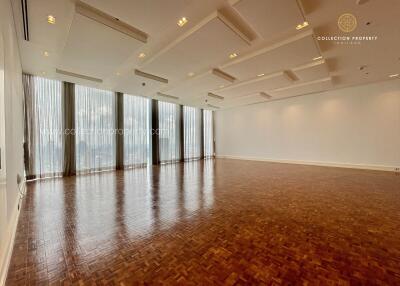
(135, 69, 168, 84)
(207, 92, 224, 101)
(156, 92, 179, 100)
(21, 0, 29, 41)
(283, 70, 299, 82)
(260, 92, 272, 99)
(56, 69, 103, 83)
(212, 69, 236, 83)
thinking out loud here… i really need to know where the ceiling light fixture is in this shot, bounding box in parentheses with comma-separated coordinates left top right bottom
(116, 72, 121, 76)
(229, 53, 238, 59)
(177, 17, 188, 27)
(296, 21, 309, 30)
(219, 85, 225, 88)
(389, 73, 399, 78)
(313, 56, 323, 61)
(188, 72, 195, 77)
(43, 51, 49, 57)
(257, 73, 265, 77)
(41, 71, 46, 75)
(47, 15, 56, 24)
(138, 53, 146, 58)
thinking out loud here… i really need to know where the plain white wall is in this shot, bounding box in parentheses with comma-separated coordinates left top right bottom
(215, 80, 400, 170)
(0, 0, 25, 282)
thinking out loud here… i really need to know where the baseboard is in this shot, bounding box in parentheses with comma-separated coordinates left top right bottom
(0, 182, 25, 286)
(216, 155, 399, 172)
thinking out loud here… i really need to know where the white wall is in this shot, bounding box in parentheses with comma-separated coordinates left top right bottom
(215, 80, 400, 171)
(0, 0, 25, 284)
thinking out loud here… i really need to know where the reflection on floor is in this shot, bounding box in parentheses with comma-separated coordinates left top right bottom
(6, 159, 400, 284)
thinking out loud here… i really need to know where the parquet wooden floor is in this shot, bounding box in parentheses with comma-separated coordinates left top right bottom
(6, 159, 400, 285)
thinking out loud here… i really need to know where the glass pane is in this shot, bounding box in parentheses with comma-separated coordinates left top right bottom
(30, 76, 64, 177)
(158, 101, 180, 163)
(203, 110, 214, 158)
(183, 106, 201, 160)
(75, 85, 116, 172)
(123, 94, 150, 167)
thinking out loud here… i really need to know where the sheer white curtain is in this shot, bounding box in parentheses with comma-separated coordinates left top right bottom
(23, 75, 64, 178)
(123, 94, 150, 167)
(75, 85, 116, 173)
(203, 109, 214, 158)
(183, 106, 201, 160)
(158, 101, 180, 163)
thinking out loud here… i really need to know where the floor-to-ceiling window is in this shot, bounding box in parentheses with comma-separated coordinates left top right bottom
(22, 76, 215, 179)
(123, 94, 150, 167)
(183, 106, 201, 160)
(158, 101, 180, 163)
(75, 85, 116, 173)
(23, 75, 64, 178)
(203, 110, 214, 158)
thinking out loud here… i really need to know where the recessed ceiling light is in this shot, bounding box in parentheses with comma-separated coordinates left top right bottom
(313, 56, 323, 61)
(389, 73, 399, 78)
(188, 72, 195, 77)
(116, 72, 121, 76)
(257, 73, 265, 77)
(41, 71, 46, 75)
(177, 17, 188, 27)
(219, 85, 225, 88)
(229, 53, 238, 59)
(296, 21, 309, 30)
(138, 53, 146, 58)
(43, 51, 49, 57)
(47, 15, 56, 24)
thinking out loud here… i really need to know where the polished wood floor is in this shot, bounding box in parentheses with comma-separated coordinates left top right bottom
(6, 159, 400, 285)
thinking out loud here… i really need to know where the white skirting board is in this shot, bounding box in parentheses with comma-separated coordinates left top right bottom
(0, 182, 25, 286)
(216, 155, 399, 172)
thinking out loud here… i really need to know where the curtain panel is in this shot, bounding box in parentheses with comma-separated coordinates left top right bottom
(203, 110, 214, 158)
(63, 82, 76, 176)
(123, 94, 150, 168)
(23, 74, 64, 179)
(75, 85, 116, 173)
(183, 106, 201, 160)
(158, 101, 180, 164)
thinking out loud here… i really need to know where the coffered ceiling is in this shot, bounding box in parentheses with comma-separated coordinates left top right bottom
(11, 0, 400, 109)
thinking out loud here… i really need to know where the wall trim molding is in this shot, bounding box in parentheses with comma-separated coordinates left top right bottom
(0, 182, 25, 286)
(216, 155, 399, 172)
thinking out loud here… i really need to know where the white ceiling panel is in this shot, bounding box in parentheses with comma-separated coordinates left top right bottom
(165, 71, 233, 99)
(113, 74, 167, 97)
(12, 0, 400, 109)
(233, 0, 305, 40)
(18, 41, 58, 75)
(80, 0, 227, 39)
(141, 17, 249, 81)
(221, 32, 320, 80)
(215, 72, 292, 99)
(293, 60, 330, 82)
(270, 78, 332, 98)
(58, 14, 144, 79)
